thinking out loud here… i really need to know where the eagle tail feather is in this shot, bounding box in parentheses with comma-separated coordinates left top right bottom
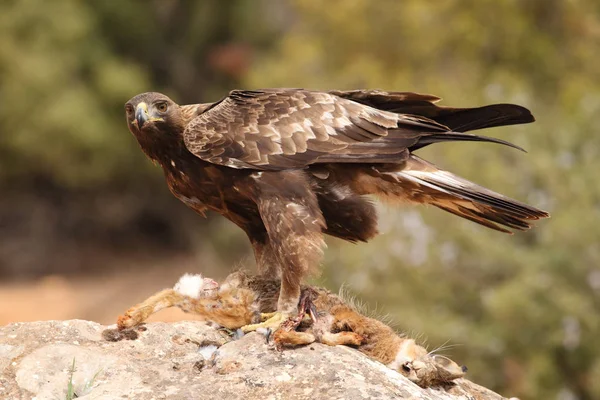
(383, 156, 549, 233)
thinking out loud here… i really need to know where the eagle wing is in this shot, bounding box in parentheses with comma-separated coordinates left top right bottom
(183, 89, 523, 170)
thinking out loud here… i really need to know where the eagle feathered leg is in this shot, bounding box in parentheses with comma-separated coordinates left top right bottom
(241, 171, 326, 333)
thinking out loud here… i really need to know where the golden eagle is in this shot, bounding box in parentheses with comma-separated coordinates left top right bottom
(125, 89, 548, 331)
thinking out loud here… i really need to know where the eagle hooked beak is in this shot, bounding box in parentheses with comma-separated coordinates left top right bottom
(135, 102, 149, 129)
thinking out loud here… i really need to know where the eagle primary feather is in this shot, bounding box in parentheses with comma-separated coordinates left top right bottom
(125, 88, 548, 326)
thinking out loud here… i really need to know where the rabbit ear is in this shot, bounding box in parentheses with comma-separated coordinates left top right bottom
(432, 355, 467, 382)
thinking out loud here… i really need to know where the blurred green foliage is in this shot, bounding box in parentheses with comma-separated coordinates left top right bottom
(1, 0, 599, 398)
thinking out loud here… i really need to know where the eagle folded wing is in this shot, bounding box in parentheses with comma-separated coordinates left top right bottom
(182, 89, 441, 169)
(183, 89, 525, 170)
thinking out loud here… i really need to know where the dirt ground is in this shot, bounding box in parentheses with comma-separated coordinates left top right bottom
(0, 256, 231, 326)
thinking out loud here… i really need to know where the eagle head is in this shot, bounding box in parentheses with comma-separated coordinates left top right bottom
(125, 92, 185, 141)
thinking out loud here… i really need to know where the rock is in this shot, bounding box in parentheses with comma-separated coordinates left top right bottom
(0, 320, 506, 400)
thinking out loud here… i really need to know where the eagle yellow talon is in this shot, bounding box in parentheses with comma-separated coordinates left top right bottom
(241, 311, 289, 333)
(259, 311, 279, 322)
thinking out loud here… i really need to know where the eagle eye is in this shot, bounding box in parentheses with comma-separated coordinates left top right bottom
(156, 102, 168, 113)
(125, 104, 134, 115)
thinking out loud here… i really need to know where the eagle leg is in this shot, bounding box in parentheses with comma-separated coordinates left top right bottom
(243, 171, 326, 333)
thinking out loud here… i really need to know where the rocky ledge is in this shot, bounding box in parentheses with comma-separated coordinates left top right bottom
(0, 320, 507, 399)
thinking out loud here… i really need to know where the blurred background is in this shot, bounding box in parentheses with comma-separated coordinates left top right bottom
(0, 0, 598, 398)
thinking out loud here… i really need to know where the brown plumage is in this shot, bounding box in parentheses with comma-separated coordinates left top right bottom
(124, 88, 549, 323)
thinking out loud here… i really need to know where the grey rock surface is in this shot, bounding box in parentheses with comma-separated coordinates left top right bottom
(0, 320, 506, 400)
